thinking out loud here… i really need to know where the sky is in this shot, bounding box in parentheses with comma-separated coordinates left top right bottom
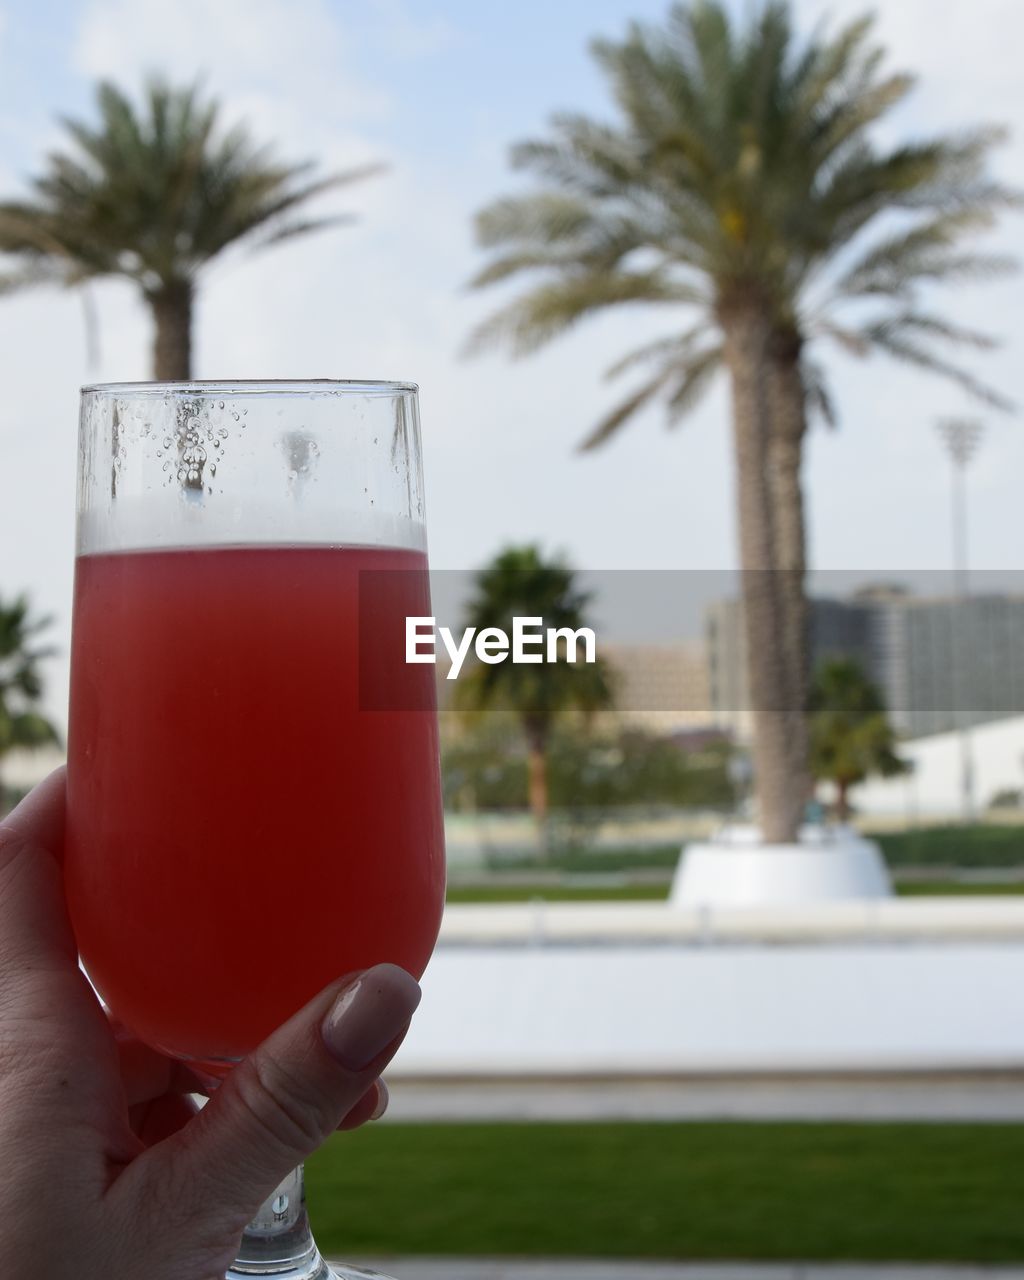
(1, 0, 1023, 726)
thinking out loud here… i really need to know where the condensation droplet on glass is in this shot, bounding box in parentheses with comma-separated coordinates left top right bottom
(156, 450, 162, 458)
(210, 463, 217, 476)
(163, 438, 172, 449)
(218, 401, 225, 410)
(218, 428, 229, 439)
(162, 461, 171, 471)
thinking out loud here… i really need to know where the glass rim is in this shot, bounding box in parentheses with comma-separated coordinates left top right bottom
(80, 378, 419, 398)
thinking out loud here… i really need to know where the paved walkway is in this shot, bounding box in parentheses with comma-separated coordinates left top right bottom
(351, 1263, 1024, 1280)
(383, 1075, 1024, 1123)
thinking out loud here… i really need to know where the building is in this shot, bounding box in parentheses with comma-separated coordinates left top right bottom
(598, 642, 713, 735)
(436, 641, 715, 738)
(708, 588, 1024, 740)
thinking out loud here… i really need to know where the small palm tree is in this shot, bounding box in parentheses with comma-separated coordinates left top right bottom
(467, 1, 1015, 844)
(0, 595, 60, 811)
(0, 78, 382, 378)
(809, 659, 908, 821)
(453, 545, 614, 832)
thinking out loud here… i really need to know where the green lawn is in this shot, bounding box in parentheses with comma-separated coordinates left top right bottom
(877, 825, 1024, 868)
(897, 880, 1024, 896)
(446, 883, 667, 903)
(307, 1122, 1024, 1261)
(487, 844, 685, 873)
(464, 824, 1024, 879)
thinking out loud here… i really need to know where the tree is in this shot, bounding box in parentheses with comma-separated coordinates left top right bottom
(467, 1, 1014, 844)
(0, 78, 381, 378)
(0, 595, 60, 810)
(809, 659, 908, 821)
(452, 545, 614, 831)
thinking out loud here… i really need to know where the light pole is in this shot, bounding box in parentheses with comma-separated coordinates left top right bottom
(936, 418, 984, 823)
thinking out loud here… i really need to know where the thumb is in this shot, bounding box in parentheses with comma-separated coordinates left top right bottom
(127, 963, 420, 1232)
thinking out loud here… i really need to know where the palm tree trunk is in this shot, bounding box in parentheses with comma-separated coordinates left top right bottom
(836, 779, 850, 823)
(767, 342, 813, 819)
(148, 281, 194, 380)
(721, 305, 804, 845)
(526, 737, 549, 834)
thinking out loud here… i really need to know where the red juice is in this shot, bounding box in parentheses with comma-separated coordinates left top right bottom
(64, 544, 445, 1063)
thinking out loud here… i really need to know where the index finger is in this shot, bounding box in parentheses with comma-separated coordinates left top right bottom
(0, 767, 67, 861)
(0, 767, 77, 975)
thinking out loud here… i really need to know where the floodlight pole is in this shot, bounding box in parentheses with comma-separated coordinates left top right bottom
(936, 418, 984, 824)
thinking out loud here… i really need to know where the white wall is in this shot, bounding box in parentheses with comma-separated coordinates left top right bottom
(395, 940, 1024, 1076)
(853, 714, 1024, 819)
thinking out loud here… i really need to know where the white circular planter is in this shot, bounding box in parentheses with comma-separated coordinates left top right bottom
(670, 824, 893, 907)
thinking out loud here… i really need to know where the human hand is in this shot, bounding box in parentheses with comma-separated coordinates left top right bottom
(0, 769, 421, 1279)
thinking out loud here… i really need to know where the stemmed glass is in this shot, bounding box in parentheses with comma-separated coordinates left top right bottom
(64, 381, 446, 1278)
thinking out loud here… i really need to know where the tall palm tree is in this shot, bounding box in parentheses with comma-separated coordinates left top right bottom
(453, 545, 614, 831)
(0, 595, 60, 810)
(809, 658, 908, 822)
(0, 78, 382, 378)
(467, 1, 1015, 844)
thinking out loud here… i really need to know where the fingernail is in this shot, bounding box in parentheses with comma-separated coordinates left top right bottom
(370, 1079, 390, 1120)
(321, 963, 421, 1071)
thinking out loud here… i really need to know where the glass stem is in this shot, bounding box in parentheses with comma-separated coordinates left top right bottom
(227, 1165, 330, 1279)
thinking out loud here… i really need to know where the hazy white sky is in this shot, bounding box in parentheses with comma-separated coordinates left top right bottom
(1, 0, 1022, 725)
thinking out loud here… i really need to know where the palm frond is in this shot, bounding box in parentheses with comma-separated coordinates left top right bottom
(603, 326, 706, 379)
(578, 361, 679, 451)
(0, 261, 70, 294)
(832, 209, 1016, 300)
(466, 0, 1015, 424)
(475, 193, 598, 249)
(0, 80, 383, 292)
(803, 358, 838, 428)
(665, 344, 722, 424)
(864, 324, 1014, 411)
(248, 212, 357, 250)
(465, 271, 705, 358)
(865, 311, 998, 351)
(815, 320, 871, 358)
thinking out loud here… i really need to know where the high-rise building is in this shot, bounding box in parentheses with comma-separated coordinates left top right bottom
(707, 588, 1024, 740)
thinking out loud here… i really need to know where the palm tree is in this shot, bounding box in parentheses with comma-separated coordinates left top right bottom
(452, 545, 614, 831)
(0, 595, 60, 810)
(809, 659, 908, 822)
(0, 78, 382, 378)
(467, 1, 1015, 844)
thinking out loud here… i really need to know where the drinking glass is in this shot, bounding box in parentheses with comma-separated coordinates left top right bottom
(65, 381, 446, 1279)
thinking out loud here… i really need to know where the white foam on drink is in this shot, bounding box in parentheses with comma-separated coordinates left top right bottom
(78, 500, 427, 555)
